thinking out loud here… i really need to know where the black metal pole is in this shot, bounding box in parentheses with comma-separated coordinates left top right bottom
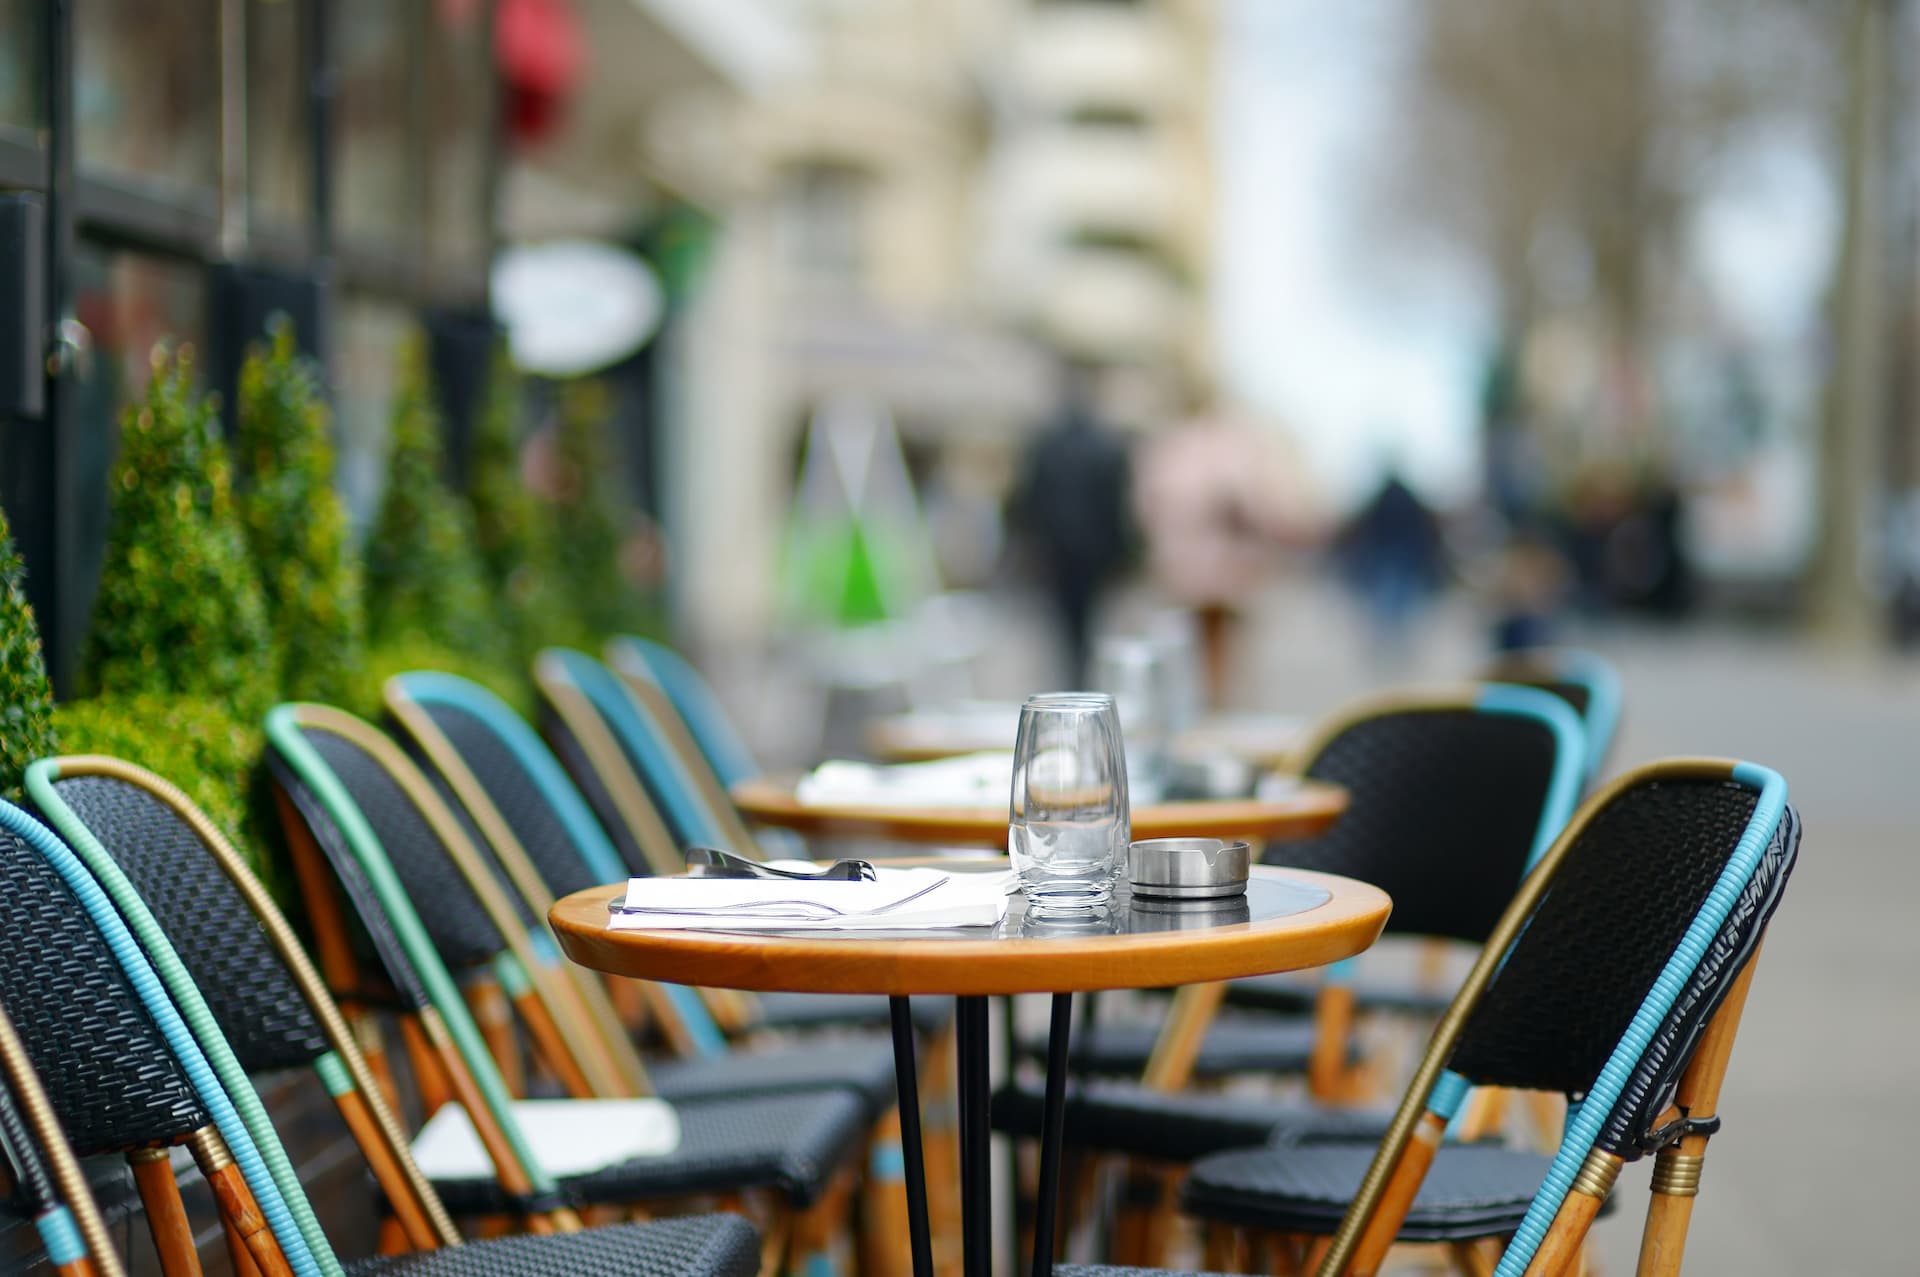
(889, 997, 935, 1277)
(956, 995, 992, 1277)
(303, 0, 335, 369)
(1030, 993, 1073, 1277)
(38, 0, 76, 694)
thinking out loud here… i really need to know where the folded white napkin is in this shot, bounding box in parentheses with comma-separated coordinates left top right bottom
(411, 1099, 679, 1179)
(796, 752, 1014, 809)
(611, 866, 1013, 931)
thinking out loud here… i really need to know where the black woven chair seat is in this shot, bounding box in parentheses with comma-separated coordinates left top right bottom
(990, 1079, 1392, 1162)
(1054, 1268, 1237, 1277)
(652, 1039, 898, 1113)
(425, 1090, 867, 1212)
(1183, 1141, 1574, 1240)
(1223, 973, 1453, 1018)
(347, 1214, 760, 1277)
(1021, 1014, 1345, 1079)
(754, 992, 953, 1036)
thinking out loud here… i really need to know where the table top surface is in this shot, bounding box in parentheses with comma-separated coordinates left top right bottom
(549, 863, 1392, 996)
(868, 706, 1307, 765)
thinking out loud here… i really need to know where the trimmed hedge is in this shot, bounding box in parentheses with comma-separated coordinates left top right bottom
(0, 502, 56, 800)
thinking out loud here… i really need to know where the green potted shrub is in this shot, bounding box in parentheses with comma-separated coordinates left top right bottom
(64, 344, 278, 877)
(235, 318, 366, 703)
(363, 332, 504, 667)
(0, 501, 56, 800)
(82, 344, 275, 712)
(548, 378, 654, 639)
(467, 342, 571, 661)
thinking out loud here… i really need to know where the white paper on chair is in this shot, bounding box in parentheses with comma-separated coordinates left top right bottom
(410, 1098, 680, 1179)
(795, 752, 1013, 809)
(610, 867, 1012, 930)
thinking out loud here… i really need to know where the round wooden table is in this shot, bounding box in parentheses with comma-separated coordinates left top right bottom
(551, 865, 1391, 1277)
(729, 774, 1348, 850)
(868, 705, 1307, 767)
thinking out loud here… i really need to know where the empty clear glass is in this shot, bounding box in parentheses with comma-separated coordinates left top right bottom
(1009, 693, 1130, 913)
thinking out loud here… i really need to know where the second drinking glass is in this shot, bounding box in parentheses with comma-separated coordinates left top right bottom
(1009, 693, 1131, 913)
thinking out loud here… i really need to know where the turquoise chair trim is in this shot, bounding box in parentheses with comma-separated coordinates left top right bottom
(1473, 683, 1588, 869)
(265, 706, 563, 1201)
(1492, 763, 1787, 1277)
(546, 649, 718, 847)
(0, 797, 327, 1277)
(608, 636, 759, 786)
(390, 672, 631, 885)
(27, 762, 340, 1276)
(34, 1206, 87, 1267)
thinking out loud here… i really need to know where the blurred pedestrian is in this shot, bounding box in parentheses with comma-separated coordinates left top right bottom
(1336, 466, 1447, 662)
(1009, 361, 1134, 686)
(1134, 411, 1291, 709)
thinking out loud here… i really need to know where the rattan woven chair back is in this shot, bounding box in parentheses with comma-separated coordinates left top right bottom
(606, 635, 760, 787)
(0, 799, 327, 1277)
(1311, 759, 1798, 1276)
(386, 671, 742, 1055)
(265, 704, 591, 1230)
(0, 991, 131, 1277)
(26, 756, 463, 1251)
(385, 671, 635, 887)
(1279, 686, 1586, 946)
(1481, 648, 1621, 784)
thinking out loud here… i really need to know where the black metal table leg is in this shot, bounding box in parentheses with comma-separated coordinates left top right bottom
(890, 996, 935, 1277)
(956, 995, 992, 1277)
(1031, 993, 1073, 1277)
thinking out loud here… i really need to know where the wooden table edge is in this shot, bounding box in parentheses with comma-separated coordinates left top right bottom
(548, 866, 1391, 997)
(728, 776, 1349, 849)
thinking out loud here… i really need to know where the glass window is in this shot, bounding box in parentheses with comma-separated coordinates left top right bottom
(330, 293, 414, 527)
(67, 246, 209, 658)
(247, 0, 309, 235)
(75, 0, 219, 191)
(0, 0, 39, 132)
(427, 0, 492, 273)
(335, 0, 413, 247)
(775, 162, 872, 290)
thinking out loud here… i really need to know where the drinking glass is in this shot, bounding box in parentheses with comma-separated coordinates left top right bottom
(1009, 693, 1130, 913)
(1093, 636, 1171, 803)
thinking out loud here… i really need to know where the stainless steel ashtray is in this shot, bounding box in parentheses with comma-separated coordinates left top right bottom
(1127, 837, 1251, 900)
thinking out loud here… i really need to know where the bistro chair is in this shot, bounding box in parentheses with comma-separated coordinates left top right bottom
(0, 795, 765, 1277)
(13, 760, 779, 1267)
(0, 991, 128, 1277)
(0, 798, 319, 1276)
(606, 635, 761, 790)
(991, 687, 1586, 1262)
(395, 664, 951, 1042)
(1481, 648, 1621, 784)
(261, 707, 877, 1273)
(1078, 759, 1800, 1277)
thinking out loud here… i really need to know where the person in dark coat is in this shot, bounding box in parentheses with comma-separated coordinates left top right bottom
(1010, 363, 1134, 686)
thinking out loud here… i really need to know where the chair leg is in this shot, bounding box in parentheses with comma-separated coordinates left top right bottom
(1526, 1151, 1618, 1277)
(188, 1130, 295, 1277)
(128, 1149, 201, 1277)
(858, 1111, 912, 1277)
(1451, 1238, 1502, 1277)
(224, 1218, 263, 1277)
(464, 979, 524, 1097)
(790, 1168, 857, 1277)
(1348, 1109, 1447, 1277)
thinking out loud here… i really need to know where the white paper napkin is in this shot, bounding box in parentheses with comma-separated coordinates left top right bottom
(610, 867, 1012, 930)
(795, 752, 1014, 809)
(411, 1099, 679, 1179)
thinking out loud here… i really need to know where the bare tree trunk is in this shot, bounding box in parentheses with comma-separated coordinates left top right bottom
(1810, 0, 1894, 645)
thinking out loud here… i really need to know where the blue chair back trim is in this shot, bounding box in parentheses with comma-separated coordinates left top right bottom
(548, 650, 720, 848)
(391, 674, 730, 1060)
(1559, 650, 1622, 782)
(608, 636, 759, 786)
(1491, 763, 1787, 1277)
(0, 801, 328, 1277)
(34, 1205, 87, 1267)
(392, 672, 631, 885)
